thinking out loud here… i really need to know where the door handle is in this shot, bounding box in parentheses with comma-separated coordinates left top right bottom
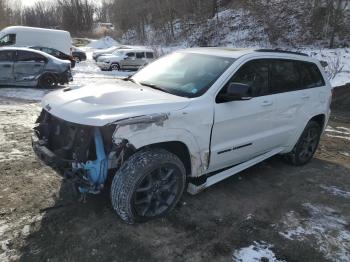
(301, 94, 310, 99)
(261, 100, 273, 106)
(34, 64, 42, 67)
(2, 64, 11, 68)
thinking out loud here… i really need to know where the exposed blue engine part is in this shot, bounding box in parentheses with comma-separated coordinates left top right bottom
(76, 127, 108, 194)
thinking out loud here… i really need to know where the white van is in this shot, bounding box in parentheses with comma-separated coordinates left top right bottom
(0, 26, 72, 56)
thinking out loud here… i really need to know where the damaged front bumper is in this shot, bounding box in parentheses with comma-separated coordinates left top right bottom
(58, 69, 73, 84)
(32, 111, 110, 194)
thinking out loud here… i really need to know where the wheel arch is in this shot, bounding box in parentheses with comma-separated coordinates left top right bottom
(140, 141, 192, 177)
(110, 62, 120, 70)
(37, 72, 58, 87)
(113, 127, 205, 177)
(309, 114, 326, 130)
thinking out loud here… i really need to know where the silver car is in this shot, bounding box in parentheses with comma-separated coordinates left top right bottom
(0, 47, 73, 88)
(97, 49, 155, 71)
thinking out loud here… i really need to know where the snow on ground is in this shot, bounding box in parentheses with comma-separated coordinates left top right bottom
(325, 126, 350, 141)
(0, 214, 43, 262)
(0, 88, 49, 102)
(320, 185, 350, 199)
(0, 103, 40, 162)
(232, 242, 284, 262)
(87, 36, 119, 49)
(279, 203, 350, 262)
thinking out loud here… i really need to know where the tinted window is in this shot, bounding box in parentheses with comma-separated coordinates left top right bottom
(224, 60, 269, 97)
(0, 34, 16, 46)
(146, 52, 154, 59)
(299, 62, 325, 89)
(126, 52, 135, 58)
(0, 51, 14, 62)
(17, 51, 47, 63)
(270, 60, 300, 93)
(136, 52, 145, 59)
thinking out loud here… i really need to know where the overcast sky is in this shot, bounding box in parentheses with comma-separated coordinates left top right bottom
(22, 0, 101, 6)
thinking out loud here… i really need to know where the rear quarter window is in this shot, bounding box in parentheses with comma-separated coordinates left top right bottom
(146, 52, 154, 59)
(298, 61, 325, 88)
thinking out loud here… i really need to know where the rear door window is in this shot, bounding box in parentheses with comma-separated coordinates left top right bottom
(136, 52, 145, 59)
(16, 51, 47, 63)
(146, 52, 154, 59)
(0, 50, 14, 62)
(270, 60, 300, 93)
(298, 62, 325, 89)
(126, 52, 135, 58)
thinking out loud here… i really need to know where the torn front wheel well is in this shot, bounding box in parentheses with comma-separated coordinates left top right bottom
(139, 141, 192, 177)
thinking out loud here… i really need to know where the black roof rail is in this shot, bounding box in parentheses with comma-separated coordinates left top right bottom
(255, 49, 309, 57)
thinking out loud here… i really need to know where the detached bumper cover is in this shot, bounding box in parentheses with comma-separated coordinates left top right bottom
(31, 133, 68, 174)
(96, 62, 111, 69)
(32, 127, 109, 194)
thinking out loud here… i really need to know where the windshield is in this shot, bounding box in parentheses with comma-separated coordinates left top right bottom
(112, 50, 124, 56)
(132, 52, 235, 98)
(0, 34, 16, 46)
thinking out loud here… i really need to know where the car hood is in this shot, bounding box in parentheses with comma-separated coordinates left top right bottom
(41, 80, 191, 126)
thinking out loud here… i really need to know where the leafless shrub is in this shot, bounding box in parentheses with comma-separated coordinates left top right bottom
(326, 51, 344, 80)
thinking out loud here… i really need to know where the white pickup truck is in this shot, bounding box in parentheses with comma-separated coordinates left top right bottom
(32, 48, 332, 223)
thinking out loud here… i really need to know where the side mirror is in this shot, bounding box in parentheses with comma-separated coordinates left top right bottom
(217, 83, 252, 102)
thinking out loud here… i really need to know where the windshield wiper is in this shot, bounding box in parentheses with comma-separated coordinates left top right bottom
(139, 82, 171, 94)
(123, 76, 138, 84)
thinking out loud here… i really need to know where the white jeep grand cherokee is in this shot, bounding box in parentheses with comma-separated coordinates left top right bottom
(32, 48, 332, 223)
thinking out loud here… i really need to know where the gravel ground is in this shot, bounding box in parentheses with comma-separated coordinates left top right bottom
(0, 62, 349, 262)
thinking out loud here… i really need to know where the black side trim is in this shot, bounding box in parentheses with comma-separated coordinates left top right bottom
(218, 143, 252, 155)
(190, 149, 272, 186)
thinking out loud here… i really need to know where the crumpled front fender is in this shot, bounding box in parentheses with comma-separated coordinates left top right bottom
(112, 114, 206, 177)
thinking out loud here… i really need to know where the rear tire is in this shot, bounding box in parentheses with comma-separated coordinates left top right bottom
(285, 121, 322, 166)
(111, 149, 186, 224)
(38, 74, 57, 89)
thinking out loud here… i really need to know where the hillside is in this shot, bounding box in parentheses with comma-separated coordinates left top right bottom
(119, 2, 350, 49)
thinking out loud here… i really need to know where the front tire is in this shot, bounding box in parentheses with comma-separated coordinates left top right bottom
(286, 121, 322, 166)
(110, 63, 120, 71)
(111, 149, 186, 224)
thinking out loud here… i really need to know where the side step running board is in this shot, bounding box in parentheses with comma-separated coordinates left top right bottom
(187, 148, 284, 195)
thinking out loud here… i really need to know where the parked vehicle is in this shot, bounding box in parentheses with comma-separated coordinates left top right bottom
(72, 46, 87, 62)
(97, 48, 155, 71)
(30, 46, 76, 68)
(32, 48, 331, 223)
(92, 46, 121, 61)
(0, 26, 72, 56)
(0, 47, 72, 88)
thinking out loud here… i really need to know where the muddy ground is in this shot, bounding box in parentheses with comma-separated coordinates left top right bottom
(0, 87, 349, 262)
